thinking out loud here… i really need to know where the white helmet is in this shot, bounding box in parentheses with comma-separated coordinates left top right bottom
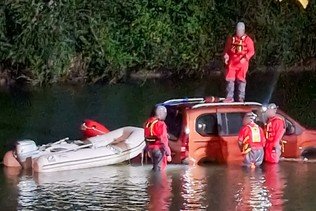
(267, 103, 278, 110)
(155, 105, 167, 120)
(236, 22, 246, 37)
(236, 22, 245, 31)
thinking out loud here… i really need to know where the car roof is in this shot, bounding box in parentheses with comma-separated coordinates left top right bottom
(159, 97, 262, 109)
(191, 102, 262, 109)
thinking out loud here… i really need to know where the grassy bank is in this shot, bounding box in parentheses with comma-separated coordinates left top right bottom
(0, 0, 315, 85)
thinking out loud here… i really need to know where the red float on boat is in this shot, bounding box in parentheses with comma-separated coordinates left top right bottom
(80, 119, 110, 138)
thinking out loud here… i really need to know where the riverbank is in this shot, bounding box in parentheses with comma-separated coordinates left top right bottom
(1, 61, 316, 88)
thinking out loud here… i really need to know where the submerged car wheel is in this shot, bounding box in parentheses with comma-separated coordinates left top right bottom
(301, 147, 316, 160)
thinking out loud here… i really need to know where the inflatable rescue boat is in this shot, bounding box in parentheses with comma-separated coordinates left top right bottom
(3, 127, 145, 173)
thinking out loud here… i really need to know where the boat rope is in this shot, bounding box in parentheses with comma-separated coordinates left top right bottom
(81, 123, 107, 134)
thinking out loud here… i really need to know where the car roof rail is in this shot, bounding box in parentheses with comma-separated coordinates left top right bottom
(192, 102, 262, 109)
(163, 98, 205, 105)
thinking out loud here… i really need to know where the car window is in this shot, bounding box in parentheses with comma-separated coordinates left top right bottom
(285, 119, 294, 134)
(220, 112, 245, 135)
(196, 113, 218, 136)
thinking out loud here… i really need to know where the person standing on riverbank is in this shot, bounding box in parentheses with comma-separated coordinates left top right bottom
(264, 103, 286, 163)
(144, 105, 172, 171)
(238, 112, 266, 168)
(223, 22, 255, 102)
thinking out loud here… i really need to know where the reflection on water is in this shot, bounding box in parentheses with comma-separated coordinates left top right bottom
(17, 175, 37, 209)
(5, 166, 151, 210)
(147, 171, 172, 211)
(234, 169, 270, 210)
(2, 163, 316, 210)
(234, 165, 285, 210)
(180, 166, 208, 210)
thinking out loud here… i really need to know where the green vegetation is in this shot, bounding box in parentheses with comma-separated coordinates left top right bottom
(0, 0, 315, 85)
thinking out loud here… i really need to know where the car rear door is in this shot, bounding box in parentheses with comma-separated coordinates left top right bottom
(216, 107, 254, 163)
(187, 108, 224, 163)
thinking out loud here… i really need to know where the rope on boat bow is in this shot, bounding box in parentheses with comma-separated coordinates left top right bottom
(81, 123, 107, 134)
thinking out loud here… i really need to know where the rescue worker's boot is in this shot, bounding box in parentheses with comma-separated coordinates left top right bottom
(224, 80, 235, 103)
(237, 80, 246, 102)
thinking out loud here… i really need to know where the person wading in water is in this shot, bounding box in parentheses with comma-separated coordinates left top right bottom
(238, 112, 266, 168)
(264, 103, 286, 164)
(144, 105, 172, 171)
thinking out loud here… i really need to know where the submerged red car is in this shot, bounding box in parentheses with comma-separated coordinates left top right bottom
(156, 97, 316, 164)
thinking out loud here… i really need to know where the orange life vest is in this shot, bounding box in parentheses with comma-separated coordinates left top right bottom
(265, 115, 285, 140)
(144, 117, 160, 142)
(265, 115, 286, 152)
(241, 124, 264, 154)
(230, 35, 248, 55)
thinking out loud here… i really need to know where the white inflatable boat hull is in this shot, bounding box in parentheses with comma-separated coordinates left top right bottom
(4, 127, 145, 173)
(33, 140, 144, 172)
(33, 126, 145, 172)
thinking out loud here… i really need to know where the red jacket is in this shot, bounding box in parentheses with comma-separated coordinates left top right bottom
(224, 34, 255, 63)
(238, 122, 266, 154)
(144, 117, 171, 156)
(266, 115, 286, 145)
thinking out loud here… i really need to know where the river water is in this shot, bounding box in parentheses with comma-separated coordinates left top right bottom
(0, 71, 315, 210)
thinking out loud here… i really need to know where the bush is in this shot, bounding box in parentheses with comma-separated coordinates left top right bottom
(0, 0, 315, 84)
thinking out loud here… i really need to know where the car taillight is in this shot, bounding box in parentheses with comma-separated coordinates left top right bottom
(184, 127, 190, 135)
(180, 127, 190, 160)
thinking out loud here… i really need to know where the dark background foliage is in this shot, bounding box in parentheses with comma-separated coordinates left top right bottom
(0, 0, 315, 84)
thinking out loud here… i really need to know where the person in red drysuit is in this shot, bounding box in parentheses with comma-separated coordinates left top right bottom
(144, 105, 172, 171)
(223, 22, 255, 102)
(264, 103, 286, 163)
(238, 112, 266, 168)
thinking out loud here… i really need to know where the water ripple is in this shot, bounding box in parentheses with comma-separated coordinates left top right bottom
(234, 166, 286, 211)
(16, 166, 150, 211)
(180, 166, 208, 211)
(2, 164, 290, 210)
